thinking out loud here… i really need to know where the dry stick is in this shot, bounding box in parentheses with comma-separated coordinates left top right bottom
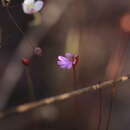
(0, 75, 129, 120)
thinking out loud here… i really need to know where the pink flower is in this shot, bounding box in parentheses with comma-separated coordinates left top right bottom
(57, 53, 79, 69)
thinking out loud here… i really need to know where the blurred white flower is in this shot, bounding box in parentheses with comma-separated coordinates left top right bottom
(22, 0, 44, 14)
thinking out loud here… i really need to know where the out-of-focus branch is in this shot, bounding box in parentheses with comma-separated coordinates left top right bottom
(0, 74, 129, 120)
(0, 0, 74, 110)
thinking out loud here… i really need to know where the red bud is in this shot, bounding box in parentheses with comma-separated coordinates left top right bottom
(22, 58, 30, 65)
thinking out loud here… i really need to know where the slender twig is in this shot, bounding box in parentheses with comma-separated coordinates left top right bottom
(72, 65, 77, 89)
(6, 8, 24, 34)
(72, 64, 80, 121)
(97, 89, 102, 130)
(0, 74, 129, 120)
(106, 84, 116, 130)
(5, 7, 35, 49)
(106, 90, 113, 130)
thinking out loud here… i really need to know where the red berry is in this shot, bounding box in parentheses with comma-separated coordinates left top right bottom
(22, 58, 30, 65)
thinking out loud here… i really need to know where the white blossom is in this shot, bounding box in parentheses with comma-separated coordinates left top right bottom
(22, 0, 44, 14)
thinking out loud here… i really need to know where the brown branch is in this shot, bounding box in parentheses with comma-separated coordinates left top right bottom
(0, 74, 129, 120)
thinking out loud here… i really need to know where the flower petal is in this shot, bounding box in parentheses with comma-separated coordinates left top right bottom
(58, 56, 68, 62)
(65, 53, 73, 58)
(60, 65, 67, 68)
(22, 4, 30, 14)
(57, 60, 71, 69)
(66, 63, 72, 69)
(57, 53, 77, 69)
(34, 1, 44, 12)
(22, 5, 35, 14)
(57, 61, 65, 66)
(23, 0, 34, 5)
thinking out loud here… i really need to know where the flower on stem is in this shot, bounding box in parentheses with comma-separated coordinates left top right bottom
(22, 0, 44, 14)
(57, 53, 79, 69)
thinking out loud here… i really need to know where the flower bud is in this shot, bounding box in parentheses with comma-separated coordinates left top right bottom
(33, 47, 43, 56)
(22, 58, 30, 65)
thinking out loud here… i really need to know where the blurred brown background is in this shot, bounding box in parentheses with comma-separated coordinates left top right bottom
(0, 0, 130, 130)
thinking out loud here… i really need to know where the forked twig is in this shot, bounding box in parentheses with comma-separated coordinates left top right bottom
(0, 75, 129, 120)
